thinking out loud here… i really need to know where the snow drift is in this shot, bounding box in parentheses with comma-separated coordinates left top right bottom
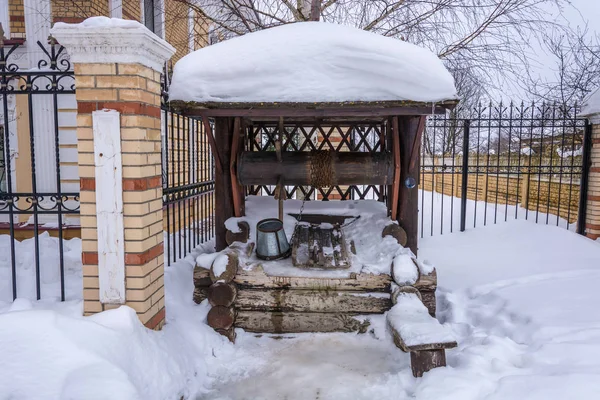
(169, 22, 457, 104)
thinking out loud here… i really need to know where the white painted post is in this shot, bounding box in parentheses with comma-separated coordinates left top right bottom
(92, 110, 125, 303)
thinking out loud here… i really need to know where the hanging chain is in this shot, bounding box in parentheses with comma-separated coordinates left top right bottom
(288, 191, 308, 246)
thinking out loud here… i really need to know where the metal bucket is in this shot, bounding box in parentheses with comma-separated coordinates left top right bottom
(255, 218, 291, 260)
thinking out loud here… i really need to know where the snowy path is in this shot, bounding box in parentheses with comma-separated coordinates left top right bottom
(198, 220, 600, 400)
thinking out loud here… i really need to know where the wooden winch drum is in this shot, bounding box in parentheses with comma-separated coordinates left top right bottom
(237, 151, 394, 186)
(255, 218, 291, 261)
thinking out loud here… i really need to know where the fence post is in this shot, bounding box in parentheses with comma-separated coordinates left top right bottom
(460, 119, 470, 232)
(51, 20, 176, 328)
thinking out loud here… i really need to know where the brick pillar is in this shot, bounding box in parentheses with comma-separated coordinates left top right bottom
(584, 118, 600, 240)
(51, 19, 175, 329)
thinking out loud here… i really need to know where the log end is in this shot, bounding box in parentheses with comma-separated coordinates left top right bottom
(382, 224, 408, 247)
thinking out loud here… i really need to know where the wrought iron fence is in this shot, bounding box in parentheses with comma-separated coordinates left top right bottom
(420, 101, 591, 238)
(0, 40, 79, 301)
(161, 69, 215, 266)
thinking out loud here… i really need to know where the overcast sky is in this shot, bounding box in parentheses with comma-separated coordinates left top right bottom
(498, 0, 600, 99)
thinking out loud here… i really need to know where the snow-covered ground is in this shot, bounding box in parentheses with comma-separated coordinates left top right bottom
(1, 196, 599, 399)
(197, 221, 600, 400)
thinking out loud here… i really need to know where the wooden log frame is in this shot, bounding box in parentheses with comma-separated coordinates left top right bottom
(234, 265, 393, 292)
(236, 311, 371, 334)
(238, 151, 394, 186)
(235, 289, 391, 313)
(207, 305, 236, 330)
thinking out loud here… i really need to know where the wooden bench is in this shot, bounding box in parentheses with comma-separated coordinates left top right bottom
(387, 292, 457, 377)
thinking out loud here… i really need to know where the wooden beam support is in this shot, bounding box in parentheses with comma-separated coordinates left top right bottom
(230, 117, 244, 217)
(214, 117, 235, 251)
(202, 118, 222, 174)
(396, 116, 425, 255)
(391, 116, 401, 220)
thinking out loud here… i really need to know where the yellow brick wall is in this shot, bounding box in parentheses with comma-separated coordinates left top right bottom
(51, 0, 109, 23)
(8, 0, 25, 39)
(122, 0, 142, 21)
(164, 0, 190, 63)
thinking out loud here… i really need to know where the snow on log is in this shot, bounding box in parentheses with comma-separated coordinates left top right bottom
(235, 289, 391, 313)
(234, 265, 391, 292)
(207, 306, 236, 330)
(207, 282, 238, 307)
(392, 254, 419, 286)
(226, 221, 250, 245)
(209, 242, 254, 283)
(210, 252, 238, 283)
(415, 269, 437, 291)
(169, 22, 457, 104)
(392, 285, 421, 305)
(196, 252, 219, 270)
(236, 311, 371, 334)
(382, 224, 408, 247)
(386, 292, 456, 353)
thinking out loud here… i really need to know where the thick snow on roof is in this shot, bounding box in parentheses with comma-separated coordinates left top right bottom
(169, 22, 457, 104)
(581, 88, 600, 116)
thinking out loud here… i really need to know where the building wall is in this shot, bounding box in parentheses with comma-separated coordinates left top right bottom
(51, 0, 110, 24)
(164, 0, 190, 63)
(122, 0, 141, 21)
(8, 0, 25, 39)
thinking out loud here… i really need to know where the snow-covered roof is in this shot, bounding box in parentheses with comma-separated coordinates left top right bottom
(581, 88, 600, 117)
(169, 22, 458, 105)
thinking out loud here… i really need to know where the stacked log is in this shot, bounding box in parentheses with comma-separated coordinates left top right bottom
(193, 266, 212, 304)
(203, 242, 254, 343)
(233, 265, 393, 334)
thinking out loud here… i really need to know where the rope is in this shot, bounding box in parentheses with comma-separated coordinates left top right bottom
(310, 150, 336, 188)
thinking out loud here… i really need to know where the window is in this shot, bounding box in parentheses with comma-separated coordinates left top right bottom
(143, 0, 156, 33)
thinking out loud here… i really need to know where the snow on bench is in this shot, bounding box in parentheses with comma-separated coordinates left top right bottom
(387, 292, 457, 376)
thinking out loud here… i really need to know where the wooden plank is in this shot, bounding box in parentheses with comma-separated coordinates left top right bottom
(92, 110, 125, 304)
(170, 99, 458, 111)
(236, 311, 371, 334)
(235, 289, 392, 313)
(234, 266, 392, 292)
(184, 106, 451, 118)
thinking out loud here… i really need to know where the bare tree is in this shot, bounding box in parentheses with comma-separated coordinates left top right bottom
(527, 25, 600, 105)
